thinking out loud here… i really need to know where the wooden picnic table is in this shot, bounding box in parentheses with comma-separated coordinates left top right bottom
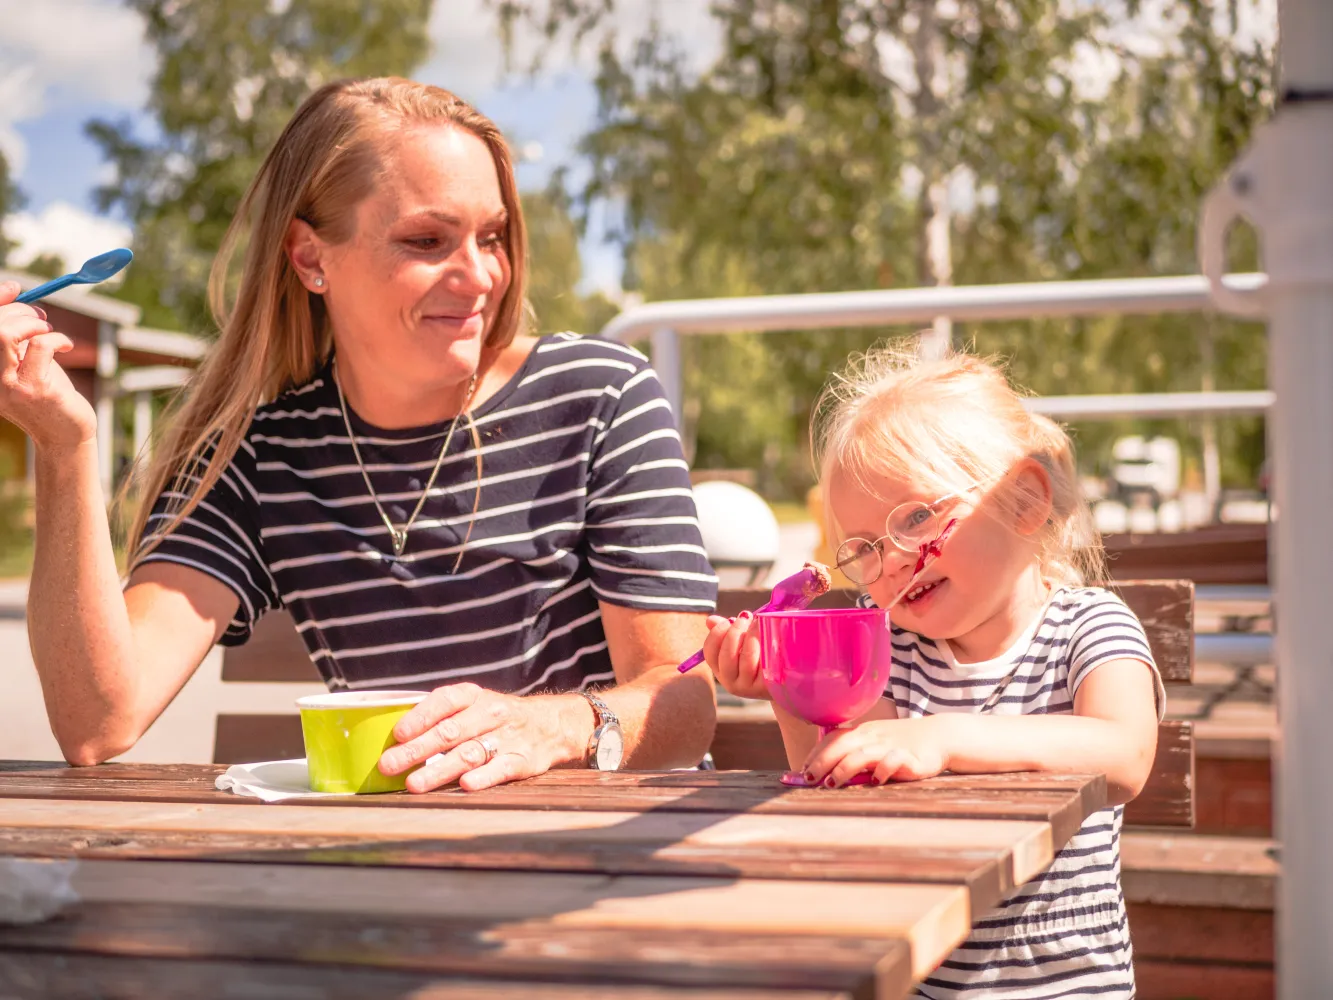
(0, 761, 1106, 999)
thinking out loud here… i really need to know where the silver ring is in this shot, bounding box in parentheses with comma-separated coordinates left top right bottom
(476, 735, 498, 764)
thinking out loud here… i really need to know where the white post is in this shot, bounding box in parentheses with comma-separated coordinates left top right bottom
(650, 327, 683, 425)
(132, 391, 153, 465)
(94, 319, 118, 498)
(1199, 3, 1333, 993)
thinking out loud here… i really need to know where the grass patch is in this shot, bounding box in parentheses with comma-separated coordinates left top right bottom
(0, 533, 33, 580)
(768, 501, 814, 524)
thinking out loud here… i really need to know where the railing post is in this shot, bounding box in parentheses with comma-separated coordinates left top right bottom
(650, 327, 683, 425)
(1198, 3, 1333, 988)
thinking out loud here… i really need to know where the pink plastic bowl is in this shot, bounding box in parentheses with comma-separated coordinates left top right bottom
(756, 607, 892, 729)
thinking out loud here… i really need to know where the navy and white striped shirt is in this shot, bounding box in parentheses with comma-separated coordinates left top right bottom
(135, 334, 718, 694)
(879, 587, 1165, 999)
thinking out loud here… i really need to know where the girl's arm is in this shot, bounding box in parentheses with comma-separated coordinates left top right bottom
(805, 658, 1159, 804)
(931, 658, 1159, 802)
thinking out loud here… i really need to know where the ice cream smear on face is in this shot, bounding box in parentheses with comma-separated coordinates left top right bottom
(889, 519, 958, 609)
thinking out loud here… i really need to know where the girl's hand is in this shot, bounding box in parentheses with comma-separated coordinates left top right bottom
(804, 717, 951, 788)
(0, 281, 97, 452)
(701, 611, 769, 701)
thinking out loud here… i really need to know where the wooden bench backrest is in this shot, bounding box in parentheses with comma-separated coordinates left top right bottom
(216, 580, 1194, 828)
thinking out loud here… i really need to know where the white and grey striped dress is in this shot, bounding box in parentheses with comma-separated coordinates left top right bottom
(135, 334, 718, 694)
(878, 587, 1165, 999)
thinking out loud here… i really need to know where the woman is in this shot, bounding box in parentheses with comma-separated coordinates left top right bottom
(3, 78, 718, 791)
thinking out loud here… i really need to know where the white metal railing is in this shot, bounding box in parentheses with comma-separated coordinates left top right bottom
(598, 272, 1269, 421)
(1026, 390, 1272, 420)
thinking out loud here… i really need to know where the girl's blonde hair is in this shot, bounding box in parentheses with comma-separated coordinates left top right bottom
(129, 77, 529, 553)
(813, 344, 1106, 587)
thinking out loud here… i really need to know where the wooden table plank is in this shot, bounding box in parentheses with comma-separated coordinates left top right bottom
(0, 763, 1105, 851)
(0, 798, 1057, 896)
(0, 858, 964, 987)
(0, 763, 1108, 999)
(0, 951, 863, 1000)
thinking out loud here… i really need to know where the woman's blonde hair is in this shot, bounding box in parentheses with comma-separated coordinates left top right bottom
(129, 77, 529, 553)
(813, 344, 1106, 587)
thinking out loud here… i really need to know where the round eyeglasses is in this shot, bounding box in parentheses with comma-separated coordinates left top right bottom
(834, 489, 969, 586)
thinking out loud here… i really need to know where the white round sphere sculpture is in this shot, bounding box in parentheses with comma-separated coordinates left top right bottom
(692, 480, 780, 585)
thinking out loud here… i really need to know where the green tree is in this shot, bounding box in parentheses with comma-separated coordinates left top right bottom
(22, 254, 66, 280)
(88, 0, 435, 333)
(0, 150, 23, 267)
(522, 183, 620, 335)
(490, 0, 1273, 495)
(962, 1, 1274, 486)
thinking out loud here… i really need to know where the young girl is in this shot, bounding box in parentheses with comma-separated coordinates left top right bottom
(702, 347, 1163, 999)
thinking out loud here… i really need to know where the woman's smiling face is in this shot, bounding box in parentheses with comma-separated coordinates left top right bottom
(317, 123, 512, 390)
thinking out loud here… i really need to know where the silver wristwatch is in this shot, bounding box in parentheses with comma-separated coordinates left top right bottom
(580, 691, 624, 771)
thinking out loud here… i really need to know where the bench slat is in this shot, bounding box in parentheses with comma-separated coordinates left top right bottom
(216, 582, 1195, 830)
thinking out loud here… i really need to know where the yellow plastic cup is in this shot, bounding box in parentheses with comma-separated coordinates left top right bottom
(296, 690, 427, 794)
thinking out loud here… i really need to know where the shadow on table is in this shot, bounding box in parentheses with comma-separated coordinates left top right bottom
(0, 775, 897, 998)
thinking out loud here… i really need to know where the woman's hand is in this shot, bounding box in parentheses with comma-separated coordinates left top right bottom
(377, 682, 587, 793)
(803, 717, 951, 788)
(0, 281, 97, 452)
(700, 611, 770, 701)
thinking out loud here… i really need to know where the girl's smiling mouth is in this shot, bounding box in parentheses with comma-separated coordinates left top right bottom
(904, 577, 947, 607)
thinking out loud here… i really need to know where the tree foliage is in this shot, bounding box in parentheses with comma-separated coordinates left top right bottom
(0, 150, 22, 267)
(490, 0, 1274, 494)
(522, 184, 620, 335)
(88, 0, 435, 332)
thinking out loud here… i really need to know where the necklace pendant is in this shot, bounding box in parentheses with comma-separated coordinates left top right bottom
(390, 528, 408, 557)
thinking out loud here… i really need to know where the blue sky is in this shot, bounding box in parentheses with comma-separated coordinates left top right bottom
(0, 0, 720, 297)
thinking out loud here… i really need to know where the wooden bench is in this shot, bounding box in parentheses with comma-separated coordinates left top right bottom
(1122, 832, 1277, 999)
(219, 580, 1196, 829)
(1102, 523, 1268, 585)
(713, 580, 1195, 829)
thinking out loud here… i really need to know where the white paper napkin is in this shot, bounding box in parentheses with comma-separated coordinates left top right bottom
(0, 858, 80, 925)
(214, 758, 344, 802)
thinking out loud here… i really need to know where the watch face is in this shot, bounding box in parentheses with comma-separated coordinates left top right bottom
(595, 725, 624, 770)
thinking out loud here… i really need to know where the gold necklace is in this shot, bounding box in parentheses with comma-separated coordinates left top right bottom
(333, 360, 479, 560)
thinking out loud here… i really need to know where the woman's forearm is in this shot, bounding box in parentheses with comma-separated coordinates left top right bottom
(28, 440, 142, 764)
(932, 712, 1156, 805)
(609, 664, 717, 768)
(540, 666, 716, 769)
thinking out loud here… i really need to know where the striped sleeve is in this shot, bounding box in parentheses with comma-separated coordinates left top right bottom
(1067, 589, 1166, 719)
(583, 358, 718, 613)
(132, 439, 279, 645)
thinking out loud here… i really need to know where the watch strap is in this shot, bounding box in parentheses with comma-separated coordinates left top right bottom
(580, 690, 619, 727)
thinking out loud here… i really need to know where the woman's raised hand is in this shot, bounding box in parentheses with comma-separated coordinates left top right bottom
(702, 611, 770, 701)
(0, 281, 97, 452)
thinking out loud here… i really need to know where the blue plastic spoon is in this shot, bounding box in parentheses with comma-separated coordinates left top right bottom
(16, 248, 134, 304)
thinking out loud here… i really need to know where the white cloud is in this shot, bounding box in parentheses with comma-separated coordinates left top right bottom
(420, 0, 720, 103)
(0, 0, 152, 181)
(5, 200, 132, 275)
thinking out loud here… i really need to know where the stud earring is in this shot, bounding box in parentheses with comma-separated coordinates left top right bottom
(313, 276, 325, 288)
